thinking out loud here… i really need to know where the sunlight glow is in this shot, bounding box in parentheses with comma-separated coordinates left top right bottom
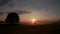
(32, 19, 36, 24)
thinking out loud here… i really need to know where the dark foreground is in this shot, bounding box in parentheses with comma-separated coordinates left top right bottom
(0, 23, 60, 34)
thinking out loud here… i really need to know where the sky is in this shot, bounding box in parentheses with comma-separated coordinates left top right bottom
(0, 0, 60, 22)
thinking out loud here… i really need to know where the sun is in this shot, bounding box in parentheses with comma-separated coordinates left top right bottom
(31, 19, 36, 24)
(32, 19, 36, 22)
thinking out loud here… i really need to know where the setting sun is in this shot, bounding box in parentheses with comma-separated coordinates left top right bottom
(31, 19, 36, 24)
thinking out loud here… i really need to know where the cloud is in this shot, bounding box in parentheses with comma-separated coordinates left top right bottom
(0, 0, 16, 10)
(0, 0, 31, 16)
(0, 10, 31, 16)
(0, 0, 16, 16)
(5, 10, 31, 15)
(0, 0, 12, 6)
(16, 10, 31, 15)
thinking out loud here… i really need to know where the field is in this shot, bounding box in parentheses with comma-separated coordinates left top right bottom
(0, 21, 60, 34)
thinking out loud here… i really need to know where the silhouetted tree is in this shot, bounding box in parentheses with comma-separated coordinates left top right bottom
(5, 12, 20, 24)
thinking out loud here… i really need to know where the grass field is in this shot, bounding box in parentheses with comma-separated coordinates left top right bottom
(0, 22, 60, 34)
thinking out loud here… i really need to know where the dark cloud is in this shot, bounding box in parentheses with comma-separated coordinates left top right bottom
(0, 0, 12, 6)
(0, 0, 15, 8)
(0, 10, 31, 16)
(5, 10, 31, 15)
(16, 10, 31, 15)
(0, 0, 16, 16)
(0, 0, 31, 16)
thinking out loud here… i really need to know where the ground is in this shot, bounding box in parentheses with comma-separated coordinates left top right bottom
(0, 22, 60, 34)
